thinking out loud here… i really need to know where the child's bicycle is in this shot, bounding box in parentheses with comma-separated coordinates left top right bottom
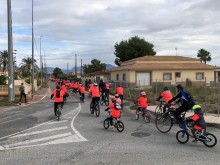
(176, 121, 217, 148)
(134, 104, 151, 123)
(103, 110, 124, 132)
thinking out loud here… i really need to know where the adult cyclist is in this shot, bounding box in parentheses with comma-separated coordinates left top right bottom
(168, 84, 195, 126)
(90, 83, 100, 109)
(51, 85, 65, 116)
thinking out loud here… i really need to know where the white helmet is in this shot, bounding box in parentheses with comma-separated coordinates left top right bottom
(94, 83, 98, 86)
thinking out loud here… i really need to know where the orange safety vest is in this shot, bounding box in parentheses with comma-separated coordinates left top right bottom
(108, 103, 120, 118)
(116, 87, 123, 95)
(105, 83, 110, 90)
(52, 89, 65, 102)
(90, 87, 100, 97)
(137, 96, 148, 108)
(161, 91, 173, 103)
(79, 86, 85, 93)
(61, 85, 67, 93)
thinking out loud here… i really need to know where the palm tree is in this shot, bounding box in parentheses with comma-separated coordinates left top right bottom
(197, 49, 211, 64)
(0, 50, 8, 72)
(19, 56, 39, 77)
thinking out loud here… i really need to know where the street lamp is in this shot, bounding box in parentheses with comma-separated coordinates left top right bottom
(31, 0, 34, 99)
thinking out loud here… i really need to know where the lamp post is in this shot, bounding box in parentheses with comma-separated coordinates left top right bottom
(31, 0, 34, 99)
(7, 0, 15, 101)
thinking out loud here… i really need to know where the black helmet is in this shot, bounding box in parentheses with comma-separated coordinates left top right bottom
(56, 85, 61, 89)
(176, 84, 183, 90)
(164, 87, 168, 91)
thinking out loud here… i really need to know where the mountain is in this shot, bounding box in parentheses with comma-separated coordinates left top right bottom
(46, 64, 115, 74)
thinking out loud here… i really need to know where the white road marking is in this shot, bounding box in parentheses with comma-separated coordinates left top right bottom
(10, 126, 68, 138)
(4, 132, 72, 148)
(44, 120, 68, 125)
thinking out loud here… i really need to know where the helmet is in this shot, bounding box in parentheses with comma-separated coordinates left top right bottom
(176, 84, 183, 90)
(111, 97, 116, 102)
(140, 91, 146, 96)
(56, 85, 60, 89)
(94, 83, 98, 86)
(115, 94, 119, 98)
(192, 105, 201, 110)
(164, 86, 168, 91)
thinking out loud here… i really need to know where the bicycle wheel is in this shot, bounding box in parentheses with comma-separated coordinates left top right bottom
(154, 105, 162, 116)
(176, 130, 189, 144)
(116, 121, 124, 132)
(100, 99, 104, 105)
(90, 103, 94, 114)
(95, 104, 100, 117)
(155, 113, 173, 133)
(203, 133, 217, 148)
(144, 110, 151, 123)
(105, 96, 109, 106)
(103, 118, 109, 129)
(57, 106, 61, 121)
(135, 110, 139, 120)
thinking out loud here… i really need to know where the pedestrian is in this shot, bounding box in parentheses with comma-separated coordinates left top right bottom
(19, 83, 26, 104)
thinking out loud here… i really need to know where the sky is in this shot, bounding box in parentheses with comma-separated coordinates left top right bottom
(1, 0, 220, 70)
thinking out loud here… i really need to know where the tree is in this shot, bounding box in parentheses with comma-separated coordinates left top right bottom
(53, 67, 64, 78)
(0, 75, 6, 85)
(19, 56, 38, 77)
(114, 36, 156, 66)
(0, 50, 8, 72)
(83, 59, 106, 74)
(197, 48, 211, 64)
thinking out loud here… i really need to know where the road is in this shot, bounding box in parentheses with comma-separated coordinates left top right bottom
(0, 92, 220, 165)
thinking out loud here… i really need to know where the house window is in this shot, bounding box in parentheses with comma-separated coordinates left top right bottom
(196, 72, 204, 80)
(116, 74, 119, 81)
(123, 73, 126, 81)
(175, 72, 181, 78)
(163, 73, 172, 80)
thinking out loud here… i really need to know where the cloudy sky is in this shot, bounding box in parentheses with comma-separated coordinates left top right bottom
(1, 0, 220, 69)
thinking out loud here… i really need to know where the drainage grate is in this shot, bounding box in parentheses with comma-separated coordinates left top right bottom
(131, 132, 151, 138)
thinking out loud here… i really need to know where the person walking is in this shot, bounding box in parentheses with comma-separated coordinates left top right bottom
(19, 83, 26, 104)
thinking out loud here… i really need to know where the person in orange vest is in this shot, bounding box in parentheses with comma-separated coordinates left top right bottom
(79, 84, 85, 101)
(116, 84, 124, 109)
(156, 86, 173, 113)
(90, 83, 100, 109)
(51, 85, 65, 116)
(105, 97, 121, 128)
(135, 91, 148, 113)
(114, 94, 122, 105)
(105, 81, 110, 96)
(61, 83, 68, 103)
(72, 82, 79, 95)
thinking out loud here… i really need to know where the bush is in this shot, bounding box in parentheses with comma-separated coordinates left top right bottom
(25, 78, 31, 84)
(0, 75, 6, 85)
(37, 79, 41, 86)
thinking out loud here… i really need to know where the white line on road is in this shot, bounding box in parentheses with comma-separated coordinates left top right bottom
(10, 126, 68, 138)
(44, 120, 68, 125)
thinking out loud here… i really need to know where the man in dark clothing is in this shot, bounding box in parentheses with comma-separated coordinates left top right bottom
(168, 84, 195, 124)
(99, 79, 106, 101)
(19, 83, 26, 104)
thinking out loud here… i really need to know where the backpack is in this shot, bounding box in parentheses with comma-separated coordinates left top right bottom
(20, 86, 25, 93)
(185, 91, 195, 106)
(114, 101, 121, 110)
(56, 90, 60, 98)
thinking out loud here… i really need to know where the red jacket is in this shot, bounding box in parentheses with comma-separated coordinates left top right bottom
(108, 103, 120, 118)
(51, 89, 65, 102)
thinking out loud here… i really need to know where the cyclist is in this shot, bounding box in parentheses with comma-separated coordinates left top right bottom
(185, 105, 206, 142)
(168, 84, 195, 126)
(115, 94, 122, 105)
(135, 91, 148, 113)
(156, 86, 173, 113)
(61, 83, 67, 103)
(116, 84, 124, 109)
(79, 84, 85, 101)
(90, 83, 100, 109)
(51, 85, 65, 116)
(105, 97, 121, 128)
(99, 79, 106, 101)
(105, 81, 110, 96)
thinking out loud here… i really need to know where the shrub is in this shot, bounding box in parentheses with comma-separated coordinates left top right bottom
(0, 75, 6, 85)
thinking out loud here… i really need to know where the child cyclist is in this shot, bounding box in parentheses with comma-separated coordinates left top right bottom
(185, 104, 206, 142)
(105, 97, 121, 128)
(134, 91, 148, 113)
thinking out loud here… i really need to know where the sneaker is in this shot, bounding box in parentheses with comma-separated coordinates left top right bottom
(110, 125, 114, 129)
(198, 135, 207, 141)
(192, 139, 199, 143)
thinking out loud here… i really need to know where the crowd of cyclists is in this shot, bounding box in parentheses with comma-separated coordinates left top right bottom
(50, 78, 211, 144)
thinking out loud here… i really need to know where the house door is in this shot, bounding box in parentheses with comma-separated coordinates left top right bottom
(136, 72, 150, 87)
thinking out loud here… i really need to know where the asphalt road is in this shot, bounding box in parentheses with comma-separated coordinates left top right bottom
(0, 93, 220, 165)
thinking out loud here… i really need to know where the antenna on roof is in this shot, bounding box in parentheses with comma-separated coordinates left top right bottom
(175, 47, 178, 56)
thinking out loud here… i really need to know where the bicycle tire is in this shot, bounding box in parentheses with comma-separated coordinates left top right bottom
(176, 130, 189, 144)
(144, 110, 151, 123)
(105, 96, 109, 106)
(116, 121, 124, 132)
(103, 118, 109, 129)
(57, 105, 61, 121)
(203, 132, 217, 148)
(135, 110, 139, 120)
(154, 105, 162, 116)
(90, 103, 94, 114)
(95, 104, 100, 117)
(155, 113, 173, 133)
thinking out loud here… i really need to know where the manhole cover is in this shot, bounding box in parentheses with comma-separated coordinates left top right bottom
(131, 132, 151, 138)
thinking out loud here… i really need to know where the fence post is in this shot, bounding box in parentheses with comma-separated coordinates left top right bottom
(218, 77, 220, 117)
(204, 77, 207, 115)
(156, 79, 158, 98)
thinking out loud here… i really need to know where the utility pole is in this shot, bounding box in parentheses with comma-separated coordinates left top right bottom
(40, 36, 43, 86)
(75, 54, 77, 76)
(175, 47, 178, 56)
(7, 0, 15, 101)
(80, 59, 82, 76)
(67, 63, 69, 74)
(31, 0, 35, 99)
(44, 50, 46, 84)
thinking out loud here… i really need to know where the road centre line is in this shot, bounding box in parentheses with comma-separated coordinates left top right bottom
(10, 126, 68, 138)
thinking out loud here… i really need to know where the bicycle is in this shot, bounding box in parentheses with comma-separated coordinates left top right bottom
(155, 105, 186, 133)
(176, 121, 217, 148)
(135, 104, 151, 123)
(90, 100, 100, 117)
(56, 104, 62, 121)
(103, 110, 124, 132)
(80, 93, 84, 103)
(100, 92, 109, 106)
(154, 101, 166, 116)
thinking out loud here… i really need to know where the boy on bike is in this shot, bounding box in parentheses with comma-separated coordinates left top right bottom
(79, 84, 85, 100)
(186, 105, 206, 142)
(51, 85, 65, 116)
(105, 97, 121, 128)
(135, 91, 148, 113)
(90, 83, 100, 109)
